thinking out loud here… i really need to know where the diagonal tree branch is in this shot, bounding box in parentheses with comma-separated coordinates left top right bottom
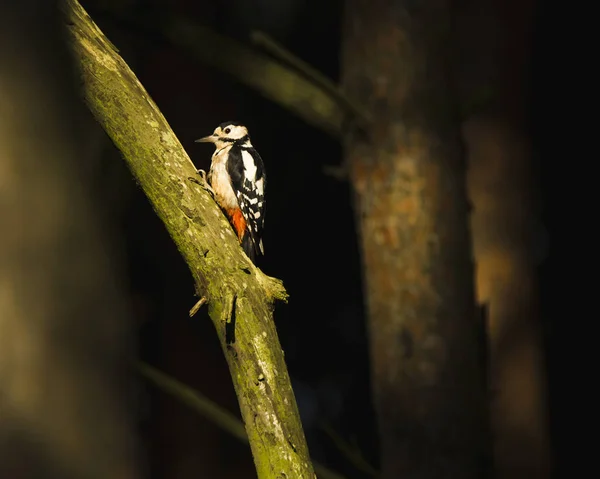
(318, 422, 379, 477)
(137, 362, 348, 479)
(249, 30, 370, 129)
(89, 6, 356, 138)
(162, 18, 345, 138)
(63, 1, 315, 477)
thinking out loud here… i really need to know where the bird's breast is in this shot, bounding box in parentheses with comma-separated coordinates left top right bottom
(209, 150, 238, 209)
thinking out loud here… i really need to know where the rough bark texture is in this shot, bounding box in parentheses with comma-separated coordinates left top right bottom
(341, 1, 486, 478)
(64, 1, 315, 477)
(0, 2, 138, 478)
(138, 362, 347, 479)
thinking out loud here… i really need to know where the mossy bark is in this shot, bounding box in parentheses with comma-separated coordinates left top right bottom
(63, 1, 315, 477)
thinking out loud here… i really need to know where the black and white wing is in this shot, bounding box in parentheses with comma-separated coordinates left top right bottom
(227, 146, 266, 256)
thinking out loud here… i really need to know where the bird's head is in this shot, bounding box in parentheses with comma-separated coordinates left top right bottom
(195, 122, 251, 149)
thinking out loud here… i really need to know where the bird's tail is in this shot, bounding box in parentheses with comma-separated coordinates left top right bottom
(241, 234, 257, 263)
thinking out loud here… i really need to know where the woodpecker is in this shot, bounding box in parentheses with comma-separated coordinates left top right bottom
(195, 122, 266, 263)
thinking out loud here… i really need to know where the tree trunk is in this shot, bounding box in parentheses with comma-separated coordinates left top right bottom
(0, 2, 138, 478)
(341, 1, 486, 477)
(465, 117, 550, 479)
(454, 0, 551, 476)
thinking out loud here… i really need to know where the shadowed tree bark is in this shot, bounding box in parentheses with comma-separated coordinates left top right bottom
(465, 117, 549, 479)
(341, 1, 487, 478)
(0, 2, 138, 478)
(453, 0, 551, 476)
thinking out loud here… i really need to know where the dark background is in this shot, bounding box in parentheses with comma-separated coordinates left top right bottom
(83, 0, 558, 477)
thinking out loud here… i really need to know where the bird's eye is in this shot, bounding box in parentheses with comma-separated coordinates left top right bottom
(224, 128, 231, 134)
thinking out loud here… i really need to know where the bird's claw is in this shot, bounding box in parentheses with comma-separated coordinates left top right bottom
(191, 169, 214, 196)
(196, 169, 207, 181)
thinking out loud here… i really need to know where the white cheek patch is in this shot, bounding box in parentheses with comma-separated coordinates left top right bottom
(231, 126, 248, 139)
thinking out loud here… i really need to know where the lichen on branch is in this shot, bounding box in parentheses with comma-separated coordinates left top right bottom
(62, 0, 314, 477)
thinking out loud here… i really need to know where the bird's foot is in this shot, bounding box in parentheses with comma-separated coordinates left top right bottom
(196, 169, 207, 182)
(189, 169, 214, 196)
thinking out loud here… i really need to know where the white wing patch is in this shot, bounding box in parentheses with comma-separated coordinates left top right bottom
(241, 150, 257, 182)
(233, 147, 266, 256)
(255, 177, 264, 196)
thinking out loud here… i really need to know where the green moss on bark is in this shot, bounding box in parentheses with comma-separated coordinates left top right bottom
(64, 1, 314, 477)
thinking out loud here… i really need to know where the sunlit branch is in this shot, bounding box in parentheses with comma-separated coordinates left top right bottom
(137, 362, 349, 479)
(64, 1, 315, 477)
